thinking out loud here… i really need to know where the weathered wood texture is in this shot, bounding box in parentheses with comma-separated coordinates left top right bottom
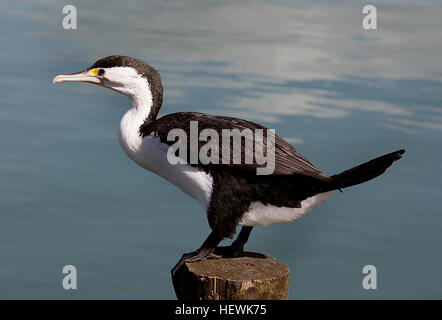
(172, 252, 290, 300)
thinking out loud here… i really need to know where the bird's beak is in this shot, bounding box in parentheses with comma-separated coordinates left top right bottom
(52, 70, 103, 85)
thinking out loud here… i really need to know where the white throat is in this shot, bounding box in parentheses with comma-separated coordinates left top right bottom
(117, 75, 153, 155)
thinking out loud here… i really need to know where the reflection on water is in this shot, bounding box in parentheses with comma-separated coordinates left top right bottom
(0, 0, 441, 299)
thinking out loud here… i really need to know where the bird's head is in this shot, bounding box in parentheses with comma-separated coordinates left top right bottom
(53, 55, 163, 115)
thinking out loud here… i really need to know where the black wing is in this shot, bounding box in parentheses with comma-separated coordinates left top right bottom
(140, 112, 331, 182)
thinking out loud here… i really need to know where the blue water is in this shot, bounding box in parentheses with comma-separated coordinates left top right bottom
(0, 0, 441, 299)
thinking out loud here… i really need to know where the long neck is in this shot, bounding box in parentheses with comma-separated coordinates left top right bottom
(118, 90, 154, 153)
(132, 90, 154, 125)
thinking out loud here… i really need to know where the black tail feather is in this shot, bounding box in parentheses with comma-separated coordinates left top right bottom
(329, 149, 405, 190)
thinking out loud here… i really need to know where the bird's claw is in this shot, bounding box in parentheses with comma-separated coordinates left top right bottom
(171, 250, 221, 276)
(214, 245, 245, 258)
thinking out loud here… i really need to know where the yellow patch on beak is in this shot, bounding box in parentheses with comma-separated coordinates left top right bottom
(88, 68, 100, 76)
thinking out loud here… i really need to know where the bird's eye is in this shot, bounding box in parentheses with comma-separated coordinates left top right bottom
(98, 69, 105, 76)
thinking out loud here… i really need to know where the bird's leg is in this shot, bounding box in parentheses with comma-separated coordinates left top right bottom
(171, 230, 223, 275)
(215, 226, 253, 257)
(230, 226, 253, 256)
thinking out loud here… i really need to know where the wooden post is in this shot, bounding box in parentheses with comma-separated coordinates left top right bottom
(172, 252, 290, 300)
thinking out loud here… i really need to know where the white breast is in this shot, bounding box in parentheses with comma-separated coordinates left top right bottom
(118, 109, 213, 210)
(239, 191, 333, 226)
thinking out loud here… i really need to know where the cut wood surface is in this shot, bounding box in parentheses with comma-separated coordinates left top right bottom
(172, 252, 290, 300)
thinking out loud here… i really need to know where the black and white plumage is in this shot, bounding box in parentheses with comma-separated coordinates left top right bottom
(53, 56, 405, 274)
